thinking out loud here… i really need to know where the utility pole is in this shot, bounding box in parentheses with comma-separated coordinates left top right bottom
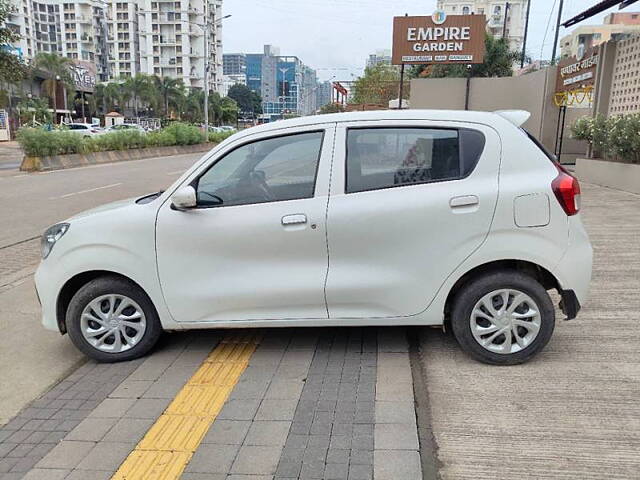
(502, 2, 510, 38)
(203, 2, 209, 133)
(551, 0, 565, 64)
(521, 0, 531, 68)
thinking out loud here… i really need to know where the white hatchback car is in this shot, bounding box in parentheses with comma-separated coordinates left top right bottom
(65, 123, 103, 137)
(36, 110, 592, 365)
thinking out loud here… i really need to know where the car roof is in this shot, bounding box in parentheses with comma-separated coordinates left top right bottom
(234, 109, 525, 140)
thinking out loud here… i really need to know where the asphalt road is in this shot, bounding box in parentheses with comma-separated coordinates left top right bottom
(0, 152, 202, 247)
(0, 152, 205, 424)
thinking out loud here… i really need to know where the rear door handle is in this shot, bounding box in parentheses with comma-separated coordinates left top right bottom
(281, 214, 307, 226)
(450, 195, 479, 208)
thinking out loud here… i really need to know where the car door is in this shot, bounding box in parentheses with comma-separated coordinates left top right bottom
(325, 120, 500, 319)
(156, 125, 335, 323)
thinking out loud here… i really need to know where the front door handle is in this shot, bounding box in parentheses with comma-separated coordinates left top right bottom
(450, 195, 479, 208)
(282, 214, 307, 226)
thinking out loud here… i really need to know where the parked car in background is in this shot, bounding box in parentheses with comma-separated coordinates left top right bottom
(35, 109, 592, 365)
(106, 123, 147, 134)
(219, 125, 237, 132)
(65, 123, 104, 137)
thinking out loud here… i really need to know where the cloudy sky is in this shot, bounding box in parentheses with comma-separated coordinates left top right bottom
(222, 0, 624, 81)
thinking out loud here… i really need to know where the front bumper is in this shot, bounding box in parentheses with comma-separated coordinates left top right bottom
(34, 262, 63, 333)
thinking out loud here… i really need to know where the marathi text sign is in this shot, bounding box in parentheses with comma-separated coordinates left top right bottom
(392, 14, 486, 65)
(555, 48, 599, 94)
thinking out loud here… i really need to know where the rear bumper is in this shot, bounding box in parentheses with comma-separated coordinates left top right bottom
(559, 289, 580, 320)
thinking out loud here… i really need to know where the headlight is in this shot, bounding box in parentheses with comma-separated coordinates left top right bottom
(41, 223, 70, 259)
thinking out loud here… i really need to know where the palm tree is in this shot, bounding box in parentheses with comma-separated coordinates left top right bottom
(33, 52, 73, 123)
(122, 73, 153, 118)
(153, 76, 185, 117)
(220, 97, 238, 125)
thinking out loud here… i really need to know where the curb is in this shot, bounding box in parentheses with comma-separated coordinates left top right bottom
(20, 143, 216, 172)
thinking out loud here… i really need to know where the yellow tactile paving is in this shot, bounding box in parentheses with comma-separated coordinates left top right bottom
(111, 333, 259, 480)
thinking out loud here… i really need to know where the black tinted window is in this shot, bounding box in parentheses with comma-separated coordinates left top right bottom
(346, 127, 485, 193)
(196, 131, 324, 207)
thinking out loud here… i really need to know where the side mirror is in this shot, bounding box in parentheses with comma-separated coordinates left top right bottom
(171, 185, 197, 211)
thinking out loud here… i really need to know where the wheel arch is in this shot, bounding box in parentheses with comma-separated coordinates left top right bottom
(56, 270, 148, 334)
(443, 259, 561, 329)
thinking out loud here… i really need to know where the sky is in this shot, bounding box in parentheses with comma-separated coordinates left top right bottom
(222, 0, 629, 82)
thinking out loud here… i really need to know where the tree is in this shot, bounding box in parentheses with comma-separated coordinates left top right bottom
(0, 0, 27, 84)
(227, 84, 262, 115)
(16, 96, 51, 126)
(122, 73, 154, 117)
(33, 52, 73, 123)
(351, 63, 405, 105)
(415, 34, 520, 79)
(319, 103, 345, 114)
(153, 76, 186, 117)
(220, 97, 238, 125)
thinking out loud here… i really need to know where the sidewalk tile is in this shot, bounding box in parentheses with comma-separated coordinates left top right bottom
(373, 450, 421, 480)
(21, 468, 69, 480)
(217, 399, 261, 421)
(108, 380, 153, 399)
(65, 417, 118, 442)
(123, 398, 171, 419)
(245, 421, 291, 446)
(76, 441, 135, 471)
(375, 401, 416, 424)
(65, 470, 113, 480)
(374, 423, 418, 450)
(35, 440, 95, 469)
(255, 399, 298, 421)
(88, 399, 136, 419)
(184, 444, 239, 474)
(231, 445, 281, 475)
(202, 420, 251, 445)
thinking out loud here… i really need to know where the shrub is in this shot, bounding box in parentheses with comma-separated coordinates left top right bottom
(571, 114, 640, 163)
(17, 123, 235, 158)
(208, 130, 235, 144)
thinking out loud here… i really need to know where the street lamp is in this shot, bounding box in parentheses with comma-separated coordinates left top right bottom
(203, 13, 232, 133)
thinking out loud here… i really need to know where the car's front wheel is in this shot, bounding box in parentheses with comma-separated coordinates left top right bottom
(450, 271, 555, 365)
(66, 276, 162, 362)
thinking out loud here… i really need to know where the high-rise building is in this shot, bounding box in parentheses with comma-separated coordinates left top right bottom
(315, 81, 333, 110)
(366, 49, 391, 68)
(256, 46, 317, 121)
(436, 0, 528, 53)
(6, 0, 225, 92)
(223, 53, 246, 75)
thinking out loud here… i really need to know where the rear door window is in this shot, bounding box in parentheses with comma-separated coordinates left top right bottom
(346, 127, 485, 193)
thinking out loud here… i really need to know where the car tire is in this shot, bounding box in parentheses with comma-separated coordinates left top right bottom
(450, 271, 555, 365)
(66, 275, 162, 363)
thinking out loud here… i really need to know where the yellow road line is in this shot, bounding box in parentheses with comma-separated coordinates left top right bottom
(112, 332, 260, 480)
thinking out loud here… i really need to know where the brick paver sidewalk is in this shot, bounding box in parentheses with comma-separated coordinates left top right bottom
(0, 328, 422, 480)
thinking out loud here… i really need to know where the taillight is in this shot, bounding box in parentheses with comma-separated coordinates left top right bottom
(551, 165, 581, 216)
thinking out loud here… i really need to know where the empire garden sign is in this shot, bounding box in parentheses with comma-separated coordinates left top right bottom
(392, 11, 486, 65)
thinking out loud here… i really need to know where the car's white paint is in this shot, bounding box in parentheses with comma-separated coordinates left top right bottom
(35, 109, 592, 334)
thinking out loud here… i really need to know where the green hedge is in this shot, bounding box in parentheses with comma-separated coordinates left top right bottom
(572, 114, 640, 164)
(17, 123, 234, 157)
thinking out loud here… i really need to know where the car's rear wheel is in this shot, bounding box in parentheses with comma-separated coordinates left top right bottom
(66, 276, 162, 362)
(450, 271, 555, 365)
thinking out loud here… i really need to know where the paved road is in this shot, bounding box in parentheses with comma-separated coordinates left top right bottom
(418, 183, 640, 479)
(0, 152, 204, 425)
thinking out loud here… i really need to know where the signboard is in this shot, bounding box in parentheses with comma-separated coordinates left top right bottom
(555, 47, 599, 94)
(69, 61, 97, 92)
(392, 12, 486, 65)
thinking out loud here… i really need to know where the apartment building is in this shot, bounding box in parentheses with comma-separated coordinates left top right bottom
(5, 0, 225, 92)
(560, 12, 640, 59)
(436, 0, 528, 53)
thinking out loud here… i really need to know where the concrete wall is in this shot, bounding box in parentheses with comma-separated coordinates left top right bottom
(410, 67, 588, 163)
(575, 158, 640, 195)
